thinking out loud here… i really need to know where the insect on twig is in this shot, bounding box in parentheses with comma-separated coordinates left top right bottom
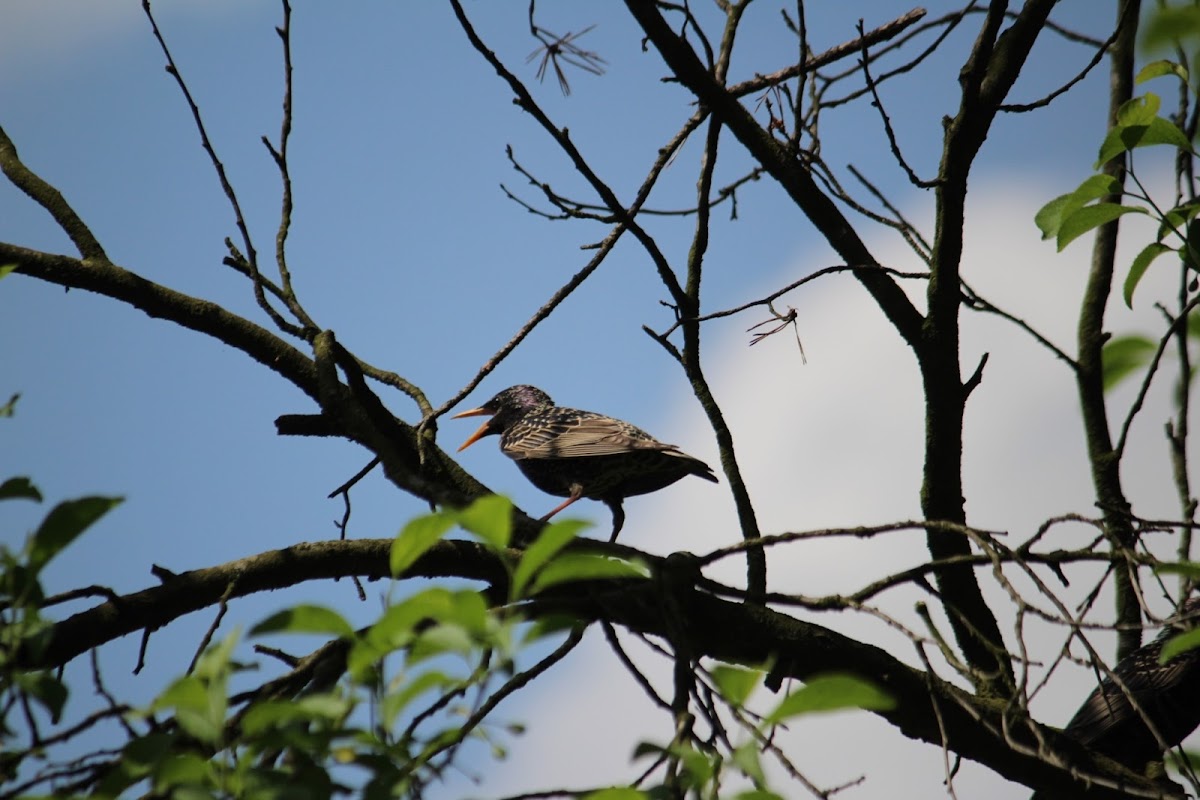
(754, 85, 789, 137)
(747, 303, 806, 363)
(527, 25, 607, 96)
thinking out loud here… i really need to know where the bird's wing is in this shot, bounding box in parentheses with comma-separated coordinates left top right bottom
(503, 413, 674, 460)
(1065, 647, 1199, 743)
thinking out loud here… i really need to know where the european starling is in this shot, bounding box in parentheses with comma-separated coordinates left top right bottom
(1059, 598, 1200, 771)
(452, 385, 718, 541)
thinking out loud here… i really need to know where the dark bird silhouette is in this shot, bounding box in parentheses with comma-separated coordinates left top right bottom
(452, 385, 718, 541)
(1036, 597, 1200, 798)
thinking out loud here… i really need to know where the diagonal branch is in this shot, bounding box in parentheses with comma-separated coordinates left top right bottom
(450, 0, 687, 309)
(2, 244, 317, 396)
(0, 243, 490, 516)
(624, 0, 925, 350)
(727, 8, 928, 99)
(0, 127, 107, 262)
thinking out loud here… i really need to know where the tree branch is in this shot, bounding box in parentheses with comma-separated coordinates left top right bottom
(17, 531, 1170, 797)
(918, 0, 1059, 695)
(18, 538, 504, 670)
(1076, 0, 1142, 660)
(0, 126, 107, 262)
(624, 0, 925, 350)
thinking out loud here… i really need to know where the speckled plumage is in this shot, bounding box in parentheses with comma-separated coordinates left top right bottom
(1062, 598, 1200, 769)
(452, 385, 718, 540)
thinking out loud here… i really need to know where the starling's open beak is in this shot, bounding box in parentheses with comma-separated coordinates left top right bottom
(450, 406, 494, 452)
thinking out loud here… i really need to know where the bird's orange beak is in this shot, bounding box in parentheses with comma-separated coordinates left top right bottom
(450, 406, 494, 452)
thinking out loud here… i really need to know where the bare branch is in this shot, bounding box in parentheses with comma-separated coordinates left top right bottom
(0, 127, 107, 262)
(141, 0, 305, 339)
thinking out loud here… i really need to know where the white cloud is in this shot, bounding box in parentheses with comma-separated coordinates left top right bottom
(0, 0, 249, 85)
(468, 176, 1199, 799)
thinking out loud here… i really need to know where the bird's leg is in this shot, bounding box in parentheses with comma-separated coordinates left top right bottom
(606, 500, 625, 543)
(540, 485, 584, 522)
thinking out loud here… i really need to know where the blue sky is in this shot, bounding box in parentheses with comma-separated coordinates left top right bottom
(3, 2, 1186, 798)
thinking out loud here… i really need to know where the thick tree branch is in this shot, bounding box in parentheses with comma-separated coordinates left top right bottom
(0, 244, 491, 514)
(2, 244, 317, 393)
(19, 539, 504, 670)
(1076, 0, 1142, 661)
(18, 534, 1171, 797)
(918, 0, 1059, 695)
(535, 577, 1174, 799)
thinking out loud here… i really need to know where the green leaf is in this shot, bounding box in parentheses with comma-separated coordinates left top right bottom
(711, 664, 763, 708)
(347, 588, 457, 680)
(1057, 203, 1145, 251)
(672, 744, 716, 788)
(1161, 628, 1200, 663)
(453, 494, 513, 551)
(1035, 175, 1122, 240)
(765, 673, 895, 724)
(1157, 203, 1200, 243)
(1143, 7, 1200, 53)
(1117, 93, 1161, 127)
(152, 752, 210, 789)
(190, 631, 239, 682)
(239, 694, 351, 735)
(0, 477, 42, 502)
(0, 392, 18, 417)
(528, 553, 648, 595)
(1144, 116, 1194, 150)
(632, 740, 666, 760)
(16, 671, 68, 720)
(0, 264, 16, 281)
(0, 563, 46, 617)
(380, 670, 453, 728)
(124, 732, 175, 770)
(1137, 60, 1190, 85)
(155, 676, 223, 745)
(250, 604, 355, 639)
(170, 782, 219, 800)
(1102, 335, 1156, 391)
(1124, 242, 1173, 307)
(1096, 116, 1193, 168)
(583, 790, 648, 800)
(1035, 193, 1073, 241)
(731, 740, 767, 784)
(444, 589, 490, 632)
(522, 614, 587, 643)
(1185, 218, 1200, 273)
(512, 518, 588, 598)
(27, 495, 123, 573)
(101, 732, 174, 795)
(411, 623, 477, 660)
(390, 512, 455, 577)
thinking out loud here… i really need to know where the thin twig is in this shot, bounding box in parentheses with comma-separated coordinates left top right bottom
(998, 4, 1127, 113)
(1116, 294, 1200, 459)
(727, 8, 928, 98)
(141, 0, 304, 339)
(857, 20, 939, 188)
(660, 264, 928, 338)
(188, 578, 238, 675)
